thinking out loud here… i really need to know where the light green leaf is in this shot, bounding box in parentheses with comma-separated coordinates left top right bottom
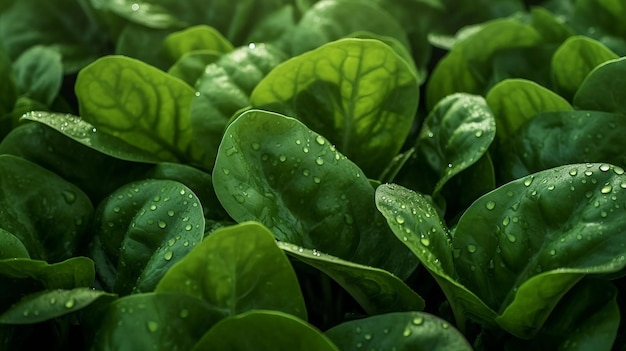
(213, 110, 418, 279)
(157, 222, 306, 319)
(191, 310, 339, 351)
(325, 312, 472, 350)
(574, 57, 626, 115)
(76, 55, 208, 167)
(251, 38, 419, 177)
(162, 25, 233, 62)
(486, 79, 572, 143)
(278, 242, 424, 315)
(91, 179, 205, 295)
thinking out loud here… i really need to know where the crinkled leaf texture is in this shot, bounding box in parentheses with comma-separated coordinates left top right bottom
(377, 163, 626, 338)
(251, 38, 419, 177)
(213, 109, 418, 279)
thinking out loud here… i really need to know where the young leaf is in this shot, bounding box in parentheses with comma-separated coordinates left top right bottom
(90, 292, 225, 351)
(454, 163, 626, 337)
(486, 79, 572, 143)
(278, 242, 425, 315)
(0, 154, 93, 262)
(325, 312, 472, 350)
(12, 46, 62, 106)
(551, 36, 618, 100)
(191, 310, 339, 351)
(416, 93, 496, 194)
(213, 110, 418, 279)
(75, 55, 209, 167)
(251, 38, 419, 177)
(156, 222, 307, 320)
(162, 25, 233, 62)
(0, 288, 116, 325)
(91, 179, 205, 295)
(574, 57, 626, 115)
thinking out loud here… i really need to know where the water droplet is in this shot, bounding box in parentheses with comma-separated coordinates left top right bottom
(506, 234, 517, 243)
(474, 130, 483, 138)
(158, 220, 167, 229)
(303, 147, 309, 153)
(502, 217, 510, 226)
(524, 177, 533, 187)
(315, 158, 324, 166)
(585, 170, 593, 176)
(402, 327, 412, 337)
(467, 244, 477, 253)
(569, 169, 578, 176)
(601, 184, 612, 194)
(547, 185, 555, 191)
(364, 334, 372, 340)
(485, 201, 496, 210)
(164, 251, 173, 261)
(65, 299, 75, 309)
(149, 204, 157, 211)
(147, 321, 159, 332)
(549, 249, 556, 256)
(62, 190, 76, 204)
(234, 194, 245, 203)
(179, 309, 189, 318)
(313, 177, 321, 184)
(113, 206, 121, 213)
(225, 146, 238, 156)
(222, 168, 231, 175)
(279, 155, 287, 162)
(420, 237, 430, 246)
(412, 317, 424, 325)
(344, 214, 354, 224)
(600, 164, 611, 172)
(167, 210, 175, 217)
(441, 323, 449, 329)
(49, 298, 56, 305)
(601, 211, 608, 218)
(395, 215, 405, 224)
(315, 135, 325, 145)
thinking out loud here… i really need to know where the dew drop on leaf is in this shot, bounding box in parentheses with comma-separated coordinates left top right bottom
(164, 251, 173, 261)
(506, 234, 517, 243)
(147, 321, 159, 332)
(412, 317, 424, 326)
(62, 190, 76, 204)
(485, 201, 496, 210)
(65, 299, 75, 309)
(467, 244, 477, 253)
(402, 327, 412, 337)
(395, 215, 405, 224)
(315, 158, 324, 166)
(600, 164, 611, 172)
(601, 184, 613, 194)
(420, 237, 430, 247)
(524, 177, 533, 187)
(158, 220, 167, 229)
(315, 135, 325, 145)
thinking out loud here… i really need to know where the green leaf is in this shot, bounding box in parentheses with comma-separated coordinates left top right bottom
(0, 229, 29, 259)
(486, 79, 572, 143)
(0, 49, 17, 118)
(278, 242, 425, 315)
(416, 93, 496, 194)
(251, 38, 419, 177)
(375, 184, 497, 330)
(0, 154, 93, 262)
(75, 55, 208, 166)
(114, 24, 173, 70)
(190, 44, 286, 169)
(551, 36, 618, 100)
(498, 110, 626, 182)
(21, 112, 163, 164)
(90, 292, 225, 351)
(0, 0, 108, 72)
(0, 288, 115, 325)
(574, 57, 626, 115)
(167, 50, 221, 86)
(213, 110, 418, 279)
(12, 46, 62, 106)
(91, 179, 205, 295)
(163, 25, 233, 62)
(426, 18, 542, 110)
(191, 310, 339, 351)
(290, 0, 410, 55)
(325, 312, 472, 350)
(156, 222, 307, 319)
(454, 163, 626, 337)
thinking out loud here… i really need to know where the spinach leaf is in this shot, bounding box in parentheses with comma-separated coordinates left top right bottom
(574, 57, 626, 115)
(90, 292, 225, 351)
(551, 36, 618, 100)
(75, 55, 209, 167)
(213, 110, 418, 279)
(279, 242, 425, 315)
(0, 49, 17, 120)
(0, 154, 93, 262)
(91, 179, 204, 295)
(0, 229, 29, 259)
(325, 312, 472, 350)
(251, 38, 419, 177)
(167, 50, 222, 86)
(162, 25, 233, 63)
(191, 310, 339, 351)
(486, 79, 572, 143)
(156, 222, 307, 320)
(12, 46, 62, 107)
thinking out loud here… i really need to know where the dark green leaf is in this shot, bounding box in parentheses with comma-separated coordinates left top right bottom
(0, 49, 17, 118)
(162, 25, 233, 63)
(486, 79, 571, 143)
(0, 229, 29, 259)
(574, 57, 626, 115)
(76, 55, 209, 167)
(0, 288, 115, 325)
(191, 310, 338, 351)
(279, 242, 425, 315)
(251, 38, 419, 177)
(167, 50, 221, 86)
(156, 222, 307, 319)
(325, 312, 472, 350)
(115, 24, 173, 70)
(91, 292, 225, 351)
(12, 46, 62, 106)
(213, 110, 418, 279)
(0, 154, 93, 262)
(91, 179, 204, 295)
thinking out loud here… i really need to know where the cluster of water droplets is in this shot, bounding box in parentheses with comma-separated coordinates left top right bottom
(25, 112, 98, 146)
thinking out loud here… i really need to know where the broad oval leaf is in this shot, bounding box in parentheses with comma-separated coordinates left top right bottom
(325, 312, 472, 350)
(191, 310, 339, 351)
(156, 222, 307, 320)
(278, 242, 425, 315)
(162, 24, 233, 62)
(551, 36, 618, 100)
(454, 163, 626, 337)
(574, 57, 626, 115)
(75, 55, 208, 167)
(167, 50, 221, 86)
(12, 46, 62, 106)
(213, 110, 418, 279)
(0, 288, 115, 325)
(250, 38, 419, 177)
(0, 154, 93, 262)
(91, 292, 225, 351)
(0, 229, 29, 259)
(486, 79, 572, 143)
(91, 179, 205, 295)
(416, 93, 496, 194)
